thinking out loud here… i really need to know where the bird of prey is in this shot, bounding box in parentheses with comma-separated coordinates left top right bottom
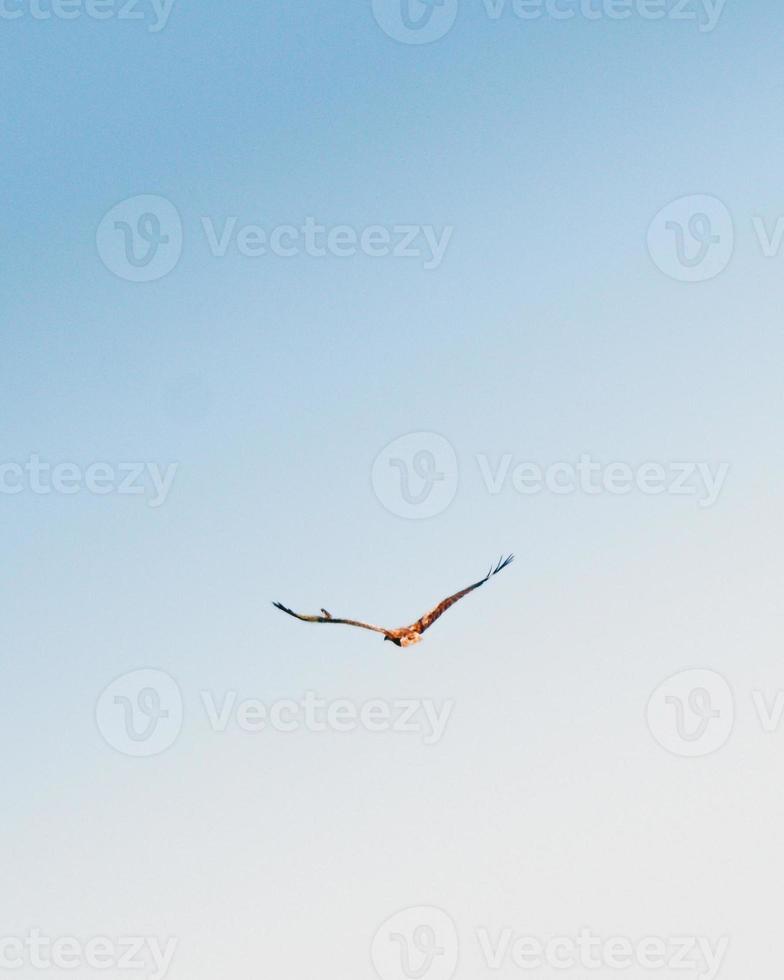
(273, 554, 513, 647)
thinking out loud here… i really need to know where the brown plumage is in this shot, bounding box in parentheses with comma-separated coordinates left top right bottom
(273, 554, 513, 647)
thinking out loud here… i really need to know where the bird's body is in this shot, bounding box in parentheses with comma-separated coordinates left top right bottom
(273, 554, 513, 647)
(386, 630, 422, 648)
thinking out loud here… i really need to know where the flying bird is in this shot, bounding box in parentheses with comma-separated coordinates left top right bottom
(273, 554, 513, 647)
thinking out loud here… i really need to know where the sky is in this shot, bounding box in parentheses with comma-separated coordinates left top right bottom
(2, 0, 784, 977)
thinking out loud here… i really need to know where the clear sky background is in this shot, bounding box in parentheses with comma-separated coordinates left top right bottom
(2, 1, 784, 977)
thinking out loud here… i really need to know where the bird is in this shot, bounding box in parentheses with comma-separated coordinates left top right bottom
(273, 554, 513, 647)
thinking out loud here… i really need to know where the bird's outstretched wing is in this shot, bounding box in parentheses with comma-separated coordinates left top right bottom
(408, 554, 514, 636)
(273, 602, 388, 636)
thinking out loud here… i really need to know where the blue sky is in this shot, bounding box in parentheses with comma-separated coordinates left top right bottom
(3, 1, 784, 977)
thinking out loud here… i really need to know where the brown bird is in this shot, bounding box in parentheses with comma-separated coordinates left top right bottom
(273, 554, 513, 647)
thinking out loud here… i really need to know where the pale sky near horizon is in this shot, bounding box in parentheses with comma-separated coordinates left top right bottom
(3, 1, 784, 977)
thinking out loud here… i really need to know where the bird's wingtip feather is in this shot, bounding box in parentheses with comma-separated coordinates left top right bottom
(492, 553, 514, 575)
